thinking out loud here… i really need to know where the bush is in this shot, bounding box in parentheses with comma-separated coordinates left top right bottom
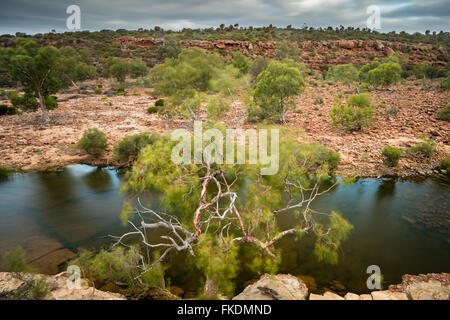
(367, 62, 402, 86)
(113, 132, 159, 164)
(136, 77, 151, 88)
(155, 38, 181, 61)
(151, 48, 222, 97)
(413, 64, 441, 79)
(326, 64, 359, 85)
(407, 139, 436, 159)
(249, 56, 269, 85)
(44, 95, 58, 110)
(232, 51, 250, 74)
(9, 91, 39, 111)
(94, 88, 102, 94)
(155, 99, 165, 107)
(441, 74, 450, 90)
(77, 128, 107, 156)
(0, 165, 11, 178)
(438, 156, 450, 171)
(129, 58, 149, 78)
(0, 104, 16, 115)
(147, 106, 159, 114)
(68, 247, 166, 295)
(1, 246, 36, 273)
(381, 146, 402, 167)
(436, 104, 450, 121)
(330, 94, 376, 131)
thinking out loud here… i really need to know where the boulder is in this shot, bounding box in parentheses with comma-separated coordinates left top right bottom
(344, 292, 360, 300)
(323, 291, 345, 300)
(0, 272, 126, 300)
(371, 290, 408, 300)
(401, 273, 450, 300)
(233, 274, 308, 300)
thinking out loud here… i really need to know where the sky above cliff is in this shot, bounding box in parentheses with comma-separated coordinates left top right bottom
(0, 0, 448, 35)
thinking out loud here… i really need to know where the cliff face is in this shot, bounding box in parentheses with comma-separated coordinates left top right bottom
(112, 36, 448, 69)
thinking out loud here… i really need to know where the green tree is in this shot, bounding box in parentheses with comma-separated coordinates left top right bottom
(155, 38, 182, 61)
(113, 132, 159, 164)
(59, 46, 96, 87)
(118, 134, 351, 298)
(249, 56, 269, 86)
(360, 58, 402, 87)
(330, 94, 376, 131)
(129, 58, 149, 78)
(0, 39, 62, 122)
(232, 51, 249, 74)
(441, 74, 450, 90)
(253, 61, 306, 123)
(326, 64, 359, 85)
(103, 57, 129, 82)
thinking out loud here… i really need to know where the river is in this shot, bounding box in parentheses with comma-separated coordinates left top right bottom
(0, 164, 448, 295)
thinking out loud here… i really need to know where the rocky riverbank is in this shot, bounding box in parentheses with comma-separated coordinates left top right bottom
(1, 81, 448, 178)
(1, 271, 448, 300)
(232, 273, 450, 300)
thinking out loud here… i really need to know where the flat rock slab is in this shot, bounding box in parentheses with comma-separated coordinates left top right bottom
(233, 274, 308, 300)
(371, 290, 408, 300)
(344, 292, 360, 300)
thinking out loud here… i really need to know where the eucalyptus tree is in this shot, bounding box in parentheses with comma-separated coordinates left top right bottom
(114, 133, 351, 297)
(0, 39, 62, 122)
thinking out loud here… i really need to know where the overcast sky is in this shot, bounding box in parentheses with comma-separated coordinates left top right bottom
(0, 0, 448, 35)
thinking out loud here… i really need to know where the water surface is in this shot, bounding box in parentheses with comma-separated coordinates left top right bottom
(0, 165, 448, 294)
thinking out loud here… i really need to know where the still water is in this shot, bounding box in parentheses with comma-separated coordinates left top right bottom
(0, 165, 448, 294)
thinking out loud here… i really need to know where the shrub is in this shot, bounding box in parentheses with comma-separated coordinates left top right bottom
(147, 106, 158, 114)
(407, 139, 436, 159)
(330, 94, 376, 131)
(136, 77, 151, 88)
(103, 57, 129, 82)
(151, 48, 222, 97)
(441, 74, 450, 90)
(44, 95, 58, 110)
(0, 165, 11, 178)
(0, 104, 16, 115)
(206, 96, 230, 122)
(155, 99, 165, 107)
(155, 38, 181, 61)
(438, 156, 450, 171)
(77, 128, 107, 156)
(94, 88, 102, 94)
(232, 51, 250, 74)
(1, 246, 36, 273)
(367, 62, 402, 86)
(381, 146, 402, 167)
(68, 247, 166, 294)
(326, 64, 359, 85)
(413, 64, 441, 79)
(113, 132, 159, 164)
(9, 91, 39, 111)
(249, 56, 269, 85)
(436, 104, 450, 121)
(129, 58, 149, 78)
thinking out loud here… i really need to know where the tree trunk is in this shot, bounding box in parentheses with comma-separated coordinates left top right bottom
(203, 277, 218, 297)
(37, 91, 50, 123)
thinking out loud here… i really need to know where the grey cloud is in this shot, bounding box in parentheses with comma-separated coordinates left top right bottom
(0, 0, 448, 34)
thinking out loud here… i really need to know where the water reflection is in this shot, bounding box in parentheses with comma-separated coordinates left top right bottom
(0, 166, 448, 295)
(82, 167, 112, 192)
